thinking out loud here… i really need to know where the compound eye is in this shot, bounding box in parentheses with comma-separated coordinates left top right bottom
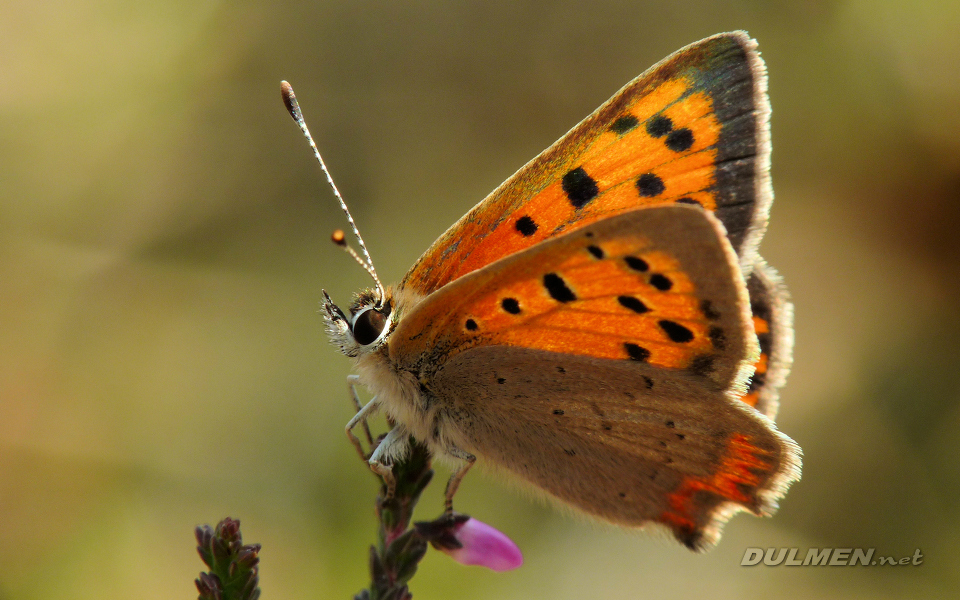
(352, 307, 387, 346)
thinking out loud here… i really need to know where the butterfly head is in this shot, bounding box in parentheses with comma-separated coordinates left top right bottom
(323, 288, 394, 357)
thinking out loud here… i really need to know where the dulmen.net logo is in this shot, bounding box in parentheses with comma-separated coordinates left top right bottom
(741, 548, 924, 566)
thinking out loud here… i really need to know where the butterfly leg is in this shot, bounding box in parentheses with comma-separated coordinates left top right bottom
(368, 426, 411, 501)
(346, 374, 375, 460)
(443, 446, 476, 514)
(345, 391, 380, 463)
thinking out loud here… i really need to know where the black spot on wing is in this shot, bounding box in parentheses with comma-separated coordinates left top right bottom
(650, 274, 672, 291)
(701, 300, 721, 320)
(709, 326, 725, 349)
(610, 114, 639, 134)
(637, 173, 665, 197)
(587, 245, 605, 259)
(646, 115, 673, 137)
(665, 128, 694, 152)
(515, 215, 538, 236)
(659, 320, 694, 343)
(562, 167, 599, 209)
(618, 295, 649, 314)
(625, 256, 649, 272)
(543, 273, 576, 303)
(624, 343, 650, 362)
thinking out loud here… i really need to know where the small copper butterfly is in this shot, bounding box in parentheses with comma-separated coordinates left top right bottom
(282, 31, 801, 551)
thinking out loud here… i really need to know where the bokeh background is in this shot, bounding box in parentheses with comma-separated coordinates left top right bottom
(3, 1, 959, 598)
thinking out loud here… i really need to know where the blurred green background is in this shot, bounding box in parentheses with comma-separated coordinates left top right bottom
(3, 1, 959, 598)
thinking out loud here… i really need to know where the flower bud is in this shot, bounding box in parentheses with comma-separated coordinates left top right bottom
(435, 518, 522, 572)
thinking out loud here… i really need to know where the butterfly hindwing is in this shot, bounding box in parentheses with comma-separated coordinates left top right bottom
(431, 345, 801, 551)
(400, 31, 771, 297)
(741, 259, 794, 420)
(391, 205, 756, 391)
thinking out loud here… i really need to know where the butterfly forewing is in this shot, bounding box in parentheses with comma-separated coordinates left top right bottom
(391, 205, 756, 391)
(400, 31, 771, 297)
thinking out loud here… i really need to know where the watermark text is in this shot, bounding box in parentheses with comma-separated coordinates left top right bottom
(741, 548, 923, 566)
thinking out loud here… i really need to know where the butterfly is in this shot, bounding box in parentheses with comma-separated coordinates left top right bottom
(282, 31, 801, 551)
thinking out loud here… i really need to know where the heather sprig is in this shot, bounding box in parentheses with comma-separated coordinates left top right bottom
(195, 518, 261, 600)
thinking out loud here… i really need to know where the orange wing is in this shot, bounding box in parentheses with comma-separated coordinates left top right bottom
(400, 31, 771, 297)
(391, 205, 756, 391)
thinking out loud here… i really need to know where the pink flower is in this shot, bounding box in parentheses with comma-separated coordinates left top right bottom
(435, 518, 523, 572)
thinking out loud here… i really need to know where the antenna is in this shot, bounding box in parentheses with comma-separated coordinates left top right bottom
(281, 80, 385, 306)
(331, 229, 382, 286)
